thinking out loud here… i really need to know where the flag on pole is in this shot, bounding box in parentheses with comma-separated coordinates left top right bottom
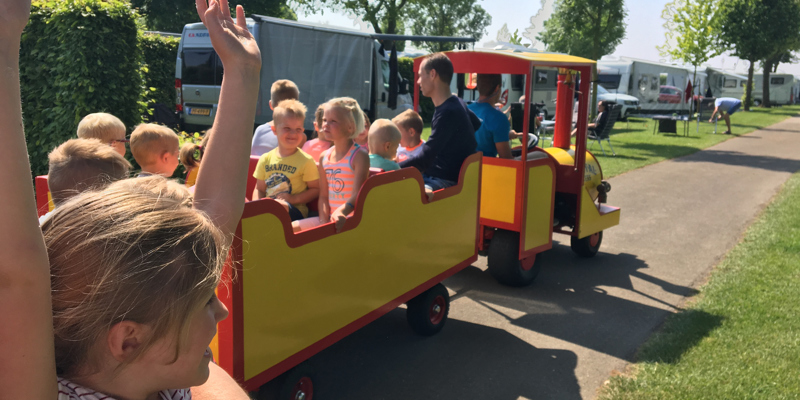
(685, 80, 693, 103)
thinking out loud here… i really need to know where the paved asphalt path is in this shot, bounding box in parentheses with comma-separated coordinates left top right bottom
(302, 116, 800, 399)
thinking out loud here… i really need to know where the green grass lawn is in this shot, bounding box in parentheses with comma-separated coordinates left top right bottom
(421, 105, 799, 178)
(597, 172, 800, 400)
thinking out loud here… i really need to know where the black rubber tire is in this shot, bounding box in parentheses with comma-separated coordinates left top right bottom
(487, 229, 541, 287)
(258, 363, 315, 400)
(406, 283, 449, 336)
(570, 231, 603, 258)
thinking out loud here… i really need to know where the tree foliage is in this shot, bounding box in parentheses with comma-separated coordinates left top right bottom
(296, 0, 407, 35)
(658, 0, 719, 71)
(130, 0, 296, 32)
(406, 0, 491, 52)
(537, 0, 627, 60)
(716, 0, 800, 108)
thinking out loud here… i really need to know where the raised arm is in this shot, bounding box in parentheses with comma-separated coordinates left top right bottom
(0, 0, 58, 397)
(192, 0, 261, 239)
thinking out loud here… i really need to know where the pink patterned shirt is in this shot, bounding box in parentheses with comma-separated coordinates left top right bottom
(58, 377, 191, 400)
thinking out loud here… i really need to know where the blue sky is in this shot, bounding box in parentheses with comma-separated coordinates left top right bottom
(297, 0, 800, 77)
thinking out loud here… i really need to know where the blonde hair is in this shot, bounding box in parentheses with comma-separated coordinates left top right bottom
(48, 138, 132, 206)
(326, 97, 364, 139)
(77, 113, 126, 143)
(273, 99, 307, 126)
(179, 133, 210, 170)
(130, 124, 180, 166)
(368, 119, 401, 152)
(270, 79, 300, 107)
(314, 104, 325, 129)
(392, 109, 424, 136)
(43, 176, 227, 376)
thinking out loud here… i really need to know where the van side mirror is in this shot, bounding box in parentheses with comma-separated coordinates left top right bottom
(399, 78, 410, 95)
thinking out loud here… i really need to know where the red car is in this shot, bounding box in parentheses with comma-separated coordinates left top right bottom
(659, 85, 683, 103)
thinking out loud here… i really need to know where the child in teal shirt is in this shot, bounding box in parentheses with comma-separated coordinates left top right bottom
(368, 119, 401, 171)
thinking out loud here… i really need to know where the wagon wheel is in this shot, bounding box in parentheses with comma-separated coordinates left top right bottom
(487, 229, 541, 287)
(406, 283, 449, 336)
(258, 363, 315, 400)
(570, 231, 603, 258)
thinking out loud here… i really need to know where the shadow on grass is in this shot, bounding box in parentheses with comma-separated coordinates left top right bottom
(673, 150, 800, 173)
(635, 309, 724, 364)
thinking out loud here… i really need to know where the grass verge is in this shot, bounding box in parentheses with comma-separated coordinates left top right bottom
(421, 106, 798, 178)
(598, 172, 800, 400)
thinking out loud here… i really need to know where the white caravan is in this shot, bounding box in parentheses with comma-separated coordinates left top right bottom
(751, 73, 794, 105)
(597, 57, 697, 114)
(705, 67, 746, 99)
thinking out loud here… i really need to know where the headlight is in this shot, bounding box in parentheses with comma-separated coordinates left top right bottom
(624, 100, 639, 106)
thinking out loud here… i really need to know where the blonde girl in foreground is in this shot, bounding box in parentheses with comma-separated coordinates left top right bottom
(0, 0, 260, 398)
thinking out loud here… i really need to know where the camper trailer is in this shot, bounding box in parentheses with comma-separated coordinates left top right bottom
(597, 57, 696, 114)
(706, 67, 746, 99)
(751, 73, 794, 105)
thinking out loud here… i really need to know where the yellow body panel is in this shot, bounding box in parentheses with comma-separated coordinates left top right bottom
(524, 165, 554, 251)
(47, 191, 54, 212)
(578, 186, 621, 238)
(239, 163, 480, 380)
(479, 163, 518, 223)
(543, 146, 602, 200)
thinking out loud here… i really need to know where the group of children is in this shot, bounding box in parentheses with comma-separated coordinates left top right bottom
(3, 0, 260, 398)
(246, 79, 427, 232)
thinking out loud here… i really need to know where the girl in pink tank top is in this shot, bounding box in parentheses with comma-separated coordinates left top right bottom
(293, 99, 369, 232)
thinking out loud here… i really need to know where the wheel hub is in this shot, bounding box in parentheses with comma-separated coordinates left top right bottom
(293, 377, 313, 400)
(429, 296, 446, 324)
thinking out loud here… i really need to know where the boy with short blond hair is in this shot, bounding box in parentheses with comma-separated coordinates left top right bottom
(392, 109, 425, 163)
(368, 119, 401, 171)
(252, 79, 302, 156)
(253, 99, 320, 221)
(47, 138, 132, 207)
(76, 112, 128, 156)
(129, 123, 180, 177)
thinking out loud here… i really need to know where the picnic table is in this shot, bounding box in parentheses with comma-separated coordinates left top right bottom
(651, 114, 690, 137)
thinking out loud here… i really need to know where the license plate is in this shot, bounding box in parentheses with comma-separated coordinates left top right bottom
(188, 107, 211, 116)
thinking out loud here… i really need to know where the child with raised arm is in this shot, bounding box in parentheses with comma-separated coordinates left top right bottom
(0, 1, 260, 399)
(293, 98, 369, 233)
(368, 119, 401, 171)
(253, 99, 320, 221)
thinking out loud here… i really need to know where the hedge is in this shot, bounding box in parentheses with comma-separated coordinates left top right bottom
(140, 33, 180, 112)
(399, 56, 435, 122)
(21, 0, 143, 177)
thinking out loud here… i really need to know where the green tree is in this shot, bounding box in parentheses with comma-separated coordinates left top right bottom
(406, 0, 490, 52)
(296, 0, 408, 36)
(537, 0, 627, 117)
(131, 0, 296, 32)
(658, 0, 719, 103)
(716, 0, 800, 109)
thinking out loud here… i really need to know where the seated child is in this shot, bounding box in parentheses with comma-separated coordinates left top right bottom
(253, 99, 320, 221)
(76, 112, 128, 156)
(368, 119, 401, 171)
(130, 123, 181, 177)
(252, 79, 301, 156)
(392, 109, 425, 163)
(43, 138, 131, 224)
(354, 110, 370, 148)
(301, 104, 332, 161)
(179, 133, 210, 187)
(293, 97, 370, 233)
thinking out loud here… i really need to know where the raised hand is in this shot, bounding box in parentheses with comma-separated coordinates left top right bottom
(195, 0, 260, 71)
(0, 0, 31, 43)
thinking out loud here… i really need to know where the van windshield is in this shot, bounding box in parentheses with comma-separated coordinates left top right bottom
(183, 49, 222, 85)
(598, 74, 621, 90)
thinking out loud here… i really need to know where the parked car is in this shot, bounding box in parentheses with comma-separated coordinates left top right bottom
(596, 84, 641, 119)
(658, 85, 682, 104)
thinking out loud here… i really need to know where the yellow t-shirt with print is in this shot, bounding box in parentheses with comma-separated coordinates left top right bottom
(253, 148, 320, 217)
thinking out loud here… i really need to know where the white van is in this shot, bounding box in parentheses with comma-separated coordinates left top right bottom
(751, 73, 794, 105)
(176, 16, 418, 132)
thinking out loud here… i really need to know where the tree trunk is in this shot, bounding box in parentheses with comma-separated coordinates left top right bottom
(762, 60, 772, 108)
(745, 61, 754, 111)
